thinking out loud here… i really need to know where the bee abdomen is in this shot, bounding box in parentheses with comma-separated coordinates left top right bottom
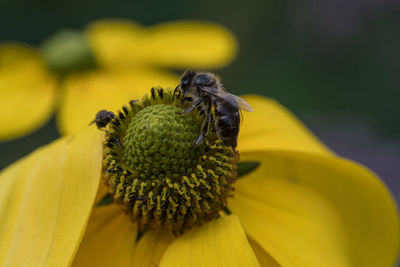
(215, 114, 238, 128)
(214, 100, 240, 148)
(216, 126, 238, 147)
(215, 116, 239, 148)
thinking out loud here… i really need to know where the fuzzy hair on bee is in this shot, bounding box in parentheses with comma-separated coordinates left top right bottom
(174, 70, 253, 149)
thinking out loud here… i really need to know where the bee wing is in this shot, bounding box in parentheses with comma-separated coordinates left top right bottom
(201, 86, 254, 112)
(228, 94, 254, 112)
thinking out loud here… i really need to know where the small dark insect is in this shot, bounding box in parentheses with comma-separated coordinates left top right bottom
(91, 110, 123, 148)
(90, 110, 116, 129)
(174, 70, 253, 148)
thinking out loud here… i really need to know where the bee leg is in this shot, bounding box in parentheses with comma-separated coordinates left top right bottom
(178, 98, 204, 115)
(172, 84, 182, 101)
(178, 96, 192, 107)
(172, 85, 180, 101)
(193, 105, 211, 146)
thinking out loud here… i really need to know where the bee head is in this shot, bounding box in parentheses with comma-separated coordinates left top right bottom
(180, 70, 196, 91)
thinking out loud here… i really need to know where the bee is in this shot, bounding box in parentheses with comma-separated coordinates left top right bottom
(90, 110, 116, 129)
(174, 70, 253, 149)
(90, 110, 123, 148)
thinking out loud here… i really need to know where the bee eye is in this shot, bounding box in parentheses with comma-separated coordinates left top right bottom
(194, 74, 212, 86)
(181, 76, 190, 86)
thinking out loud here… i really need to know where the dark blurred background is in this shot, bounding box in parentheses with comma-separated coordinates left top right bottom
(1, 0, 399, 205)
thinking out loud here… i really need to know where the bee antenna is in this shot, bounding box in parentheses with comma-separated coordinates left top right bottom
(173, 85, 180, 101)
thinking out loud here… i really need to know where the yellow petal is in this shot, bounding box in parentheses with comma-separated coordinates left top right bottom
(58, 68, 178, 135)
(142, 21, 237, 68)
(0, 43, 39, 65)
(72, 205, 138, 267)
(94, 179, 109, 204)
(73, 205, 173, 267)
(230, 151, 400, 267)
(247, 237, 281, 267)
(0, 127, 104, 267)
(0, 43, 57, 140)
(87, 19, 237, 69)
(238, 95, 332, 157)
(86, 20, 147, 69)
(160, 215, 260, 267)
(131, 229, 173, 267)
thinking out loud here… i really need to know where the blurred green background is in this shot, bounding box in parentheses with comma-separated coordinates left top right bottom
(1, 0, 399, 205)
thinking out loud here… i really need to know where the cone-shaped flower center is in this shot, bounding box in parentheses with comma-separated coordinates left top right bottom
(123, 104, 202, 179)
(102, 89, 238, 235)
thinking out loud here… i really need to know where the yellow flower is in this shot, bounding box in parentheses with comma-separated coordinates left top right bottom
(0, 19, 236, 140)
(0, 88, 398, 267)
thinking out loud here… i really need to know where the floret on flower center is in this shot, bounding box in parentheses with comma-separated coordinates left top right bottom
(102, 88, 238, 235)
(123, 104, 202, 179)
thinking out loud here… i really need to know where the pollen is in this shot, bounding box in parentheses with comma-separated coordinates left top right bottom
(102, 88, 238, 235)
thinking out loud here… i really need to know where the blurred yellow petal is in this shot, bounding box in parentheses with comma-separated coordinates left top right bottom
(87, 19, 237, 69)
(0, 43, 57, 140)
(0, 43, 39, 65)
(86, 20, 147, 69)
(160, 215, 260, 267)
(142, 21, 237, 68)
(239, 95, 332, 157)
(72, 205, 137, 267)
(230, 151, 399, 267)
(0, 127, 103, 267)
(58, 68, 178, 135)
(132, 229, 173, 267)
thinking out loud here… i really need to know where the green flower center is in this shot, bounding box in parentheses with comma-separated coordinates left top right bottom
(122, 104, 202, 179)
(102, 89, 238, 235)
